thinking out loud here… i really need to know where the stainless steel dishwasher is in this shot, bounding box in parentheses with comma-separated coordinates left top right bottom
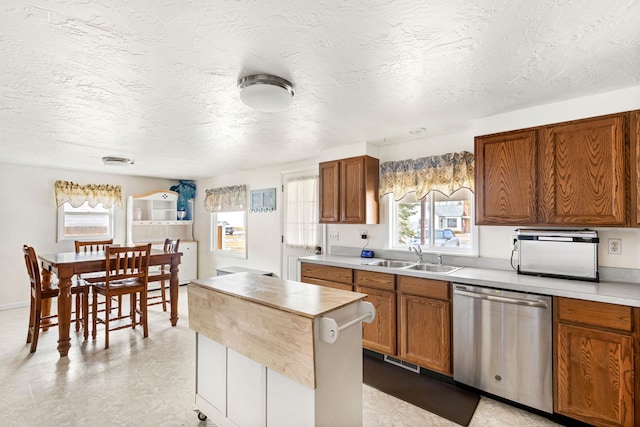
(453, 284, 553, 413)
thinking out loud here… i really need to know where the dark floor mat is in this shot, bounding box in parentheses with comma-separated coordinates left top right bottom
(363, 355, 480, 426)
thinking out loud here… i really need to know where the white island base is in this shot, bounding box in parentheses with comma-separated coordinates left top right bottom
(189, 273, 374, 427)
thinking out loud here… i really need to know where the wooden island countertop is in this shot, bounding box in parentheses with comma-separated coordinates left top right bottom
(190, 272, 366, 317)
(188, 272, 368, 390)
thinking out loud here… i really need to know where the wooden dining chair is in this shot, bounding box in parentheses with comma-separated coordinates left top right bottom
(23, 245, 89, 352)
(75, 239, 120, 316)
(147, 238, 180, 312)
(91, 244, 151, 349)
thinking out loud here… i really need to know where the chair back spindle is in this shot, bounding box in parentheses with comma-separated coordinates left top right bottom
(75, 239, 113, 254)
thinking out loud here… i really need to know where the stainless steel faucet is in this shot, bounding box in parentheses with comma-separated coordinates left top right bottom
(436, 253, 443, 266)
(410, 244, 424, 264)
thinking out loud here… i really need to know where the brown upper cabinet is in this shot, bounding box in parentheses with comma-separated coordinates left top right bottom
(319, 155, 379, 224)
(631, 110, 640, 226)
(475, 112, 630, 226)
(475, 130, 538, 224)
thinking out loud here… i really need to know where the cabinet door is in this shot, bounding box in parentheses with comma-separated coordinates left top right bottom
(356, 285, 396, 355)
(539, 115, 626, 225)
(319, 161, 340, 223)
(227, 348, 267, 427)
(196, 334, 227, 414)
(556, 323, 634, 427)
(340, 156, 366, 223)
(475, 130, 538, 224)
(398, 294, 451, 375)
(179, 241, 197, 284)
(631, 110, 640, 226)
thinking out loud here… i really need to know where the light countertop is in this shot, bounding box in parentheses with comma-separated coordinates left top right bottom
(299, 254, 640, 307)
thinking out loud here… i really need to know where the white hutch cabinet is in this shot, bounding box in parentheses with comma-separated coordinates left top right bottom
(126, 190, 197, 285)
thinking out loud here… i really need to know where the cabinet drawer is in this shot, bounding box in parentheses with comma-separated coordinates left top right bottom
(398, 276, 450, 301)
(300, 277, 353, 292)
(300, 263, 353, 284)
(556, 297, 632, 332)
(355, 270, 395, 291)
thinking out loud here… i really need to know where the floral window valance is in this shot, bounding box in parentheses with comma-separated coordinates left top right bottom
(54, 180, 123, 208)
(204, 185, 247, 213)
(379, 151, 474, 201)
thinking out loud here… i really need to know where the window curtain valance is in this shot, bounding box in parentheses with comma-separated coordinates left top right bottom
(54, 180, 123, 208)
(204, 185, 247, 213)
(379, 151, 474, 201)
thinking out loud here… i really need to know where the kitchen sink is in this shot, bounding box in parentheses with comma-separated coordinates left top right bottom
(366, 260, 416, 268)
(405, 264, 461, 274)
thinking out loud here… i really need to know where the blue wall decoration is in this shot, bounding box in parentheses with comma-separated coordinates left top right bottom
(170, 180, 196, 219)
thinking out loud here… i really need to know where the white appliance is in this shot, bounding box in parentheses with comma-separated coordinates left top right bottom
(516, 229, 599, 281)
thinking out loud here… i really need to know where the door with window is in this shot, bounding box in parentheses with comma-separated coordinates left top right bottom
(281, 170, 321, 280)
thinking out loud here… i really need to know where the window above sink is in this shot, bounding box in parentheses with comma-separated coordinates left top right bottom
(387, 188, 478, 256)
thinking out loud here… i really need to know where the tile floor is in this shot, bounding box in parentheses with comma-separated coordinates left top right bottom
(0, 286, 561, 427)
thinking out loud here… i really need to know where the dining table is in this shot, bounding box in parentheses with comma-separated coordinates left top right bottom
(38, 248, 183, 357)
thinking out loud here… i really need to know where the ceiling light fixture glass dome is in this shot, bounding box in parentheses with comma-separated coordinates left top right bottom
(238, 74, 295, 112)
(102, 156, 134, 166)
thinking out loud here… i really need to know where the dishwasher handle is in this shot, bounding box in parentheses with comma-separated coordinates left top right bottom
(454, 287, 549, 308)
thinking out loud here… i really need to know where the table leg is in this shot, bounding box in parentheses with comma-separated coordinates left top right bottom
(169, 259, 180, 327)
(56, 267, 73, 357)
(41, 268, 54, 331)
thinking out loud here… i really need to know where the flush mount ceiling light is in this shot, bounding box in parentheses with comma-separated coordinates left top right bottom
(238, 74, 295, 112)
(408, 127, 427, 135)
(102, 156, 134, 166)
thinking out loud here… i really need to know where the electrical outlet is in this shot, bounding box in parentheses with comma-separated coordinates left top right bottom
(608, 238, 622, 255)
(329, 231, 339, 241)
(359, 229, 368, 239)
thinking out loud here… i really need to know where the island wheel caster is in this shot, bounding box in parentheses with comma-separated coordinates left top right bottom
(196, 410, 207, 421)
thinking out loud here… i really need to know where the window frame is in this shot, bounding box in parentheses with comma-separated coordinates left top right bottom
(388, 189, 478, 256)
(210, 211, 247, 259)
(56, 201, 115, 242)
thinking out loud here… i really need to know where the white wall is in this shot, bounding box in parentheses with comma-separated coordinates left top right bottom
(0, 163, 174, 309)
(194, 161, 313, 280)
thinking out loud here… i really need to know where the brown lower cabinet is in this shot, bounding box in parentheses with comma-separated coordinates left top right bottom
(397, 276, 451, 375)
(300, 263, 452, 376)
(355, 270, 452, 376)
(554, 297, 637, 427)
(355, 270, 396, 355)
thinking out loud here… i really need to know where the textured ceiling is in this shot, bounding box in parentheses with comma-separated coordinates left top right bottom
(1, 0, 639, 179)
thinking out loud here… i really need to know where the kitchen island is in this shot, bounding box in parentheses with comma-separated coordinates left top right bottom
(188, 272, 374, 427)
